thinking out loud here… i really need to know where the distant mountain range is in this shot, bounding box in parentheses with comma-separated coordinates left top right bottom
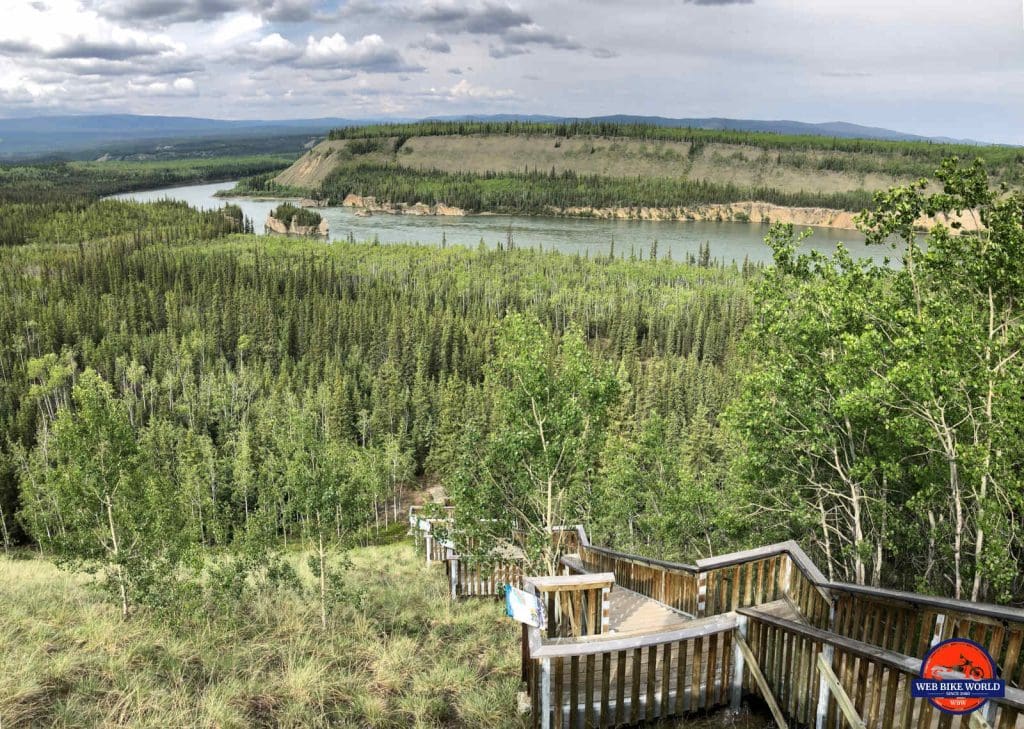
(0, 113, 989, 160)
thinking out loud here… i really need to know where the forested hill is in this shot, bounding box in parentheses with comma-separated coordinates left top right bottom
(239, 121, 1024, 224)
(0, 156, 1021, 638)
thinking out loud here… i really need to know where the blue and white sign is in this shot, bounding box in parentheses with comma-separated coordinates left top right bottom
(505, 586, 546, 629)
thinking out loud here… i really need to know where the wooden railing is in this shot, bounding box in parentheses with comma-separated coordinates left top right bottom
(740, 607, 1024, 729)
(520, 527, 1023, 729)
(576, 542, 700, 615)
(446, 555, 524, 598)
(525, 574, 614, 639)
(826, 583, 1024, 692)
(417, 518, 1024, 728)
(571, 528, 831, 627)
(524, 613, 739, 728)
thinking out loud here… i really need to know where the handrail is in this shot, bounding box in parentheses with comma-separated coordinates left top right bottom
(571, 525, 829, 586)
(582, 542, 700, 574)
(740, 606, 1024, 713)
(825, 582, 1024, 625)
(529, 613, 737, 659)
(576, 528, 832, 605)
(525, 573, 615, 592)
(697, 539, 829, 585)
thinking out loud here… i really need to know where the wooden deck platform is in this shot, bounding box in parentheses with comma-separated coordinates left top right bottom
(740, 596, 807, 625)
(607, 585, 691, 635)
(412, 517, 1024, 729)
(563, 552, 692, 636)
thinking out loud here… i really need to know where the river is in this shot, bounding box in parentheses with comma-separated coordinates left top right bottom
(112, 181, 889, 266)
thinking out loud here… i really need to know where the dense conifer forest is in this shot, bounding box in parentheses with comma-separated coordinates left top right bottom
(0, 155, 1021, 631)
(237, 164, 876, 213)
(0, 155, 292, 246)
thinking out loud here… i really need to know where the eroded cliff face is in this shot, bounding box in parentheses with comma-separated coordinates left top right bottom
(340, 194, 468, 217)
(553, 201, 981, 232)
(333, 194, 979, 232)
(265, 215, 329, 237)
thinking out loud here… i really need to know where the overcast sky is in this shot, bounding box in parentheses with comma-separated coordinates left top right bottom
(1, 0, 1022, 143)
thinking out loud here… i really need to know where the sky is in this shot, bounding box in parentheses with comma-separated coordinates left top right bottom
(1, 0, 1022, 143)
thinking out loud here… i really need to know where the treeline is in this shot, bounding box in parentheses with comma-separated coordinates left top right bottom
(227, 171, 310, 198)
(0, 155, 291, 246)
(314, 164, 876, 213)
(0, 202, 749, 613)
(325, 120, 1024, 178)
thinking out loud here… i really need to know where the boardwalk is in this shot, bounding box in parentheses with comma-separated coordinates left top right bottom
(606, 585, 691, 635)
(411, 512, 1024, 729)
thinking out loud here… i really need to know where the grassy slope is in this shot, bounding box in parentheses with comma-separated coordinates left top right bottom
(0, 543, 521, 728)
(0, 541, 770, 728)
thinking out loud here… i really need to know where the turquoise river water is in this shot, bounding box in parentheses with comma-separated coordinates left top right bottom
(113, 181, 891, 266)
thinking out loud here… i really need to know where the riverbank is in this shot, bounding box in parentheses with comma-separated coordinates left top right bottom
(110, 180, 890, 265)
(334, 193, 977, 233)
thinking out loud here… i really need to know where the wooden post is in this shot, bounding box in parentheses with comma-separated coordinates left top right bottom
(601, 585, 611, 634)
(521, 624, 530, 683)
(697, 572, 708, 617)
(732, 615, 748, 711)
(816, 653, 866, 729)
(449, 556, 459, 599)
(930, 613, 947, 647)
(969, 710, 994, 729)
(425, 532, 433, 566)
(814, 642, 835, 729)
(780, 554, 792, 597)
(734, 630, 789, 729)
(540, 657, 552, 729)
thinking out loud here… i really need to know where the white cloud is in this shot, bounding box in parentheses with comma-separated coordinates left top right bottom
(211, 12, 264, 45)
(129, 76, 199, 95)
(235, 31, 301, 64)
(299, 33, 423, 72)
(447, 78, 514, 99)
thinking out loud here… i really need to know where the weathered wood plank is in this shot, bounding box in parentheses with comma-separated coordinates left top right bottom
(817, 652, 866, 729)
(553, 657, 564, 729)
(599, 649, 611, 728)
(735, 631, 790, 729)
(630, 648, 642, 724)
(614, 649, 626, 726)
(531, 613, 736, 659)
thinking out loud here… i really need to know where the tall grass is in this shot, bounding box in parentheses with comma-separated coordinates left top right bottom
(0, 543, 523, 728)
(0, 543, 771, 728)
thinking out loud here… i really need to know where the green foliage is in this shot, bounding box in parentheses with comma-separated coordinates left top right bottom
(5, 151, 1020, 612)
(450, 315, 620, 573)
(271, 202, 323, 228)
(0, 199, 748, 604)
(728, 159, 1024, 602)
(15, 370, 197, 615)
(0, 155, 289, 245)
(227, 170, 310, 197)
(313, 163, 874, 213)
(346, 138, 384, 155)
